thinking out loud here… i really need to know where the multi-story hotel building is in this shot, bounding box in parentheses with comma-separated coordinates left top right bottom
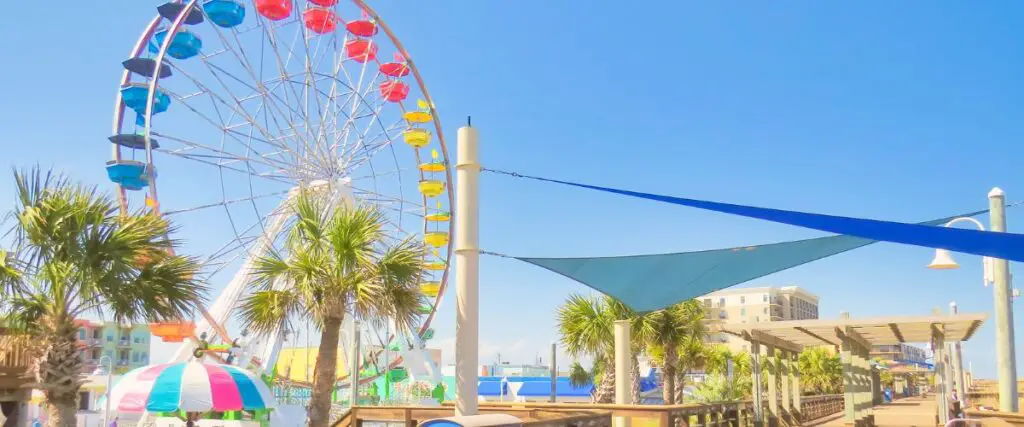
(700, 286, 821, 353)
(75, 320, 151, 374)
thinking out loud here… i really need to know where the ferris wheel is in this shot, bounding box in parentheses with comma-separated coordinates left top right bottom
(108, 0, 452, 388)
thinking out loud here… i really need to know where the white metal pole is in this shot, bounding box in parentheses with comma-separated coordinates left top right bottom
(101, 356, 112, 427)
(550, 342, 557, 403)
(989, 187, 1019, 412)
(613, 320, 631, 427)
(455, 122, 480, 416)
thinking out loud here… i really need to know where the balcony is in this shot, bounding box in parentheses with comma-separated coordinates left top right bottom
(117, 337, 131, 347)
(0, 329, 32, 390)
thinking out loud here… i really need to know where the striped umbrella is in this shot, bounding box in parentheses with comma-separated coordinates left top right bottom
(109, 361, 277, 413)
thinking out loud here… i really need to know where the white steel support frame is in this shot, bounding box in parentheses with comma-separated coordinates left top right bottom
(455, 125, 480, 416)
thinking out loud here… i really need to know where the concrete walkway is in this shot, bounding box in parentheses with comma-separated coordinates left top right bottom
(808, 396, 939, 426)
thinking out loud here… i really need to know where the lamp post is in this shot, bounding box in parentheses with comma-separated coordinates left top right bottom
(93, 355, 114, 427)
(926, 188, 1019, 412)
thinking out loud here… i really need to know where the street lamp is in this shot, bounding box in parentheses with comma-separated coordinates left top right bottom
(926, 217, 993, 287)
(92, 355, 113, 427)
(926, 188, 1019, 412)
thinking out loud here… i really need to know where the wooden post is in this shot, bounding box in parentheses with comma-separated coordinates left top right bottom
(751, 340, 764, 427)
(780, 349, 791, 425)
(791, 351, 802, 424)
(841, 334, 856, 425)
(766, 345, 778, 427)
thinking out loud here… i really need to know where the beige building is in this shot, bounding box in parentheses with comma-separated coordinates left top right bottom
(701, 286, 820, 353)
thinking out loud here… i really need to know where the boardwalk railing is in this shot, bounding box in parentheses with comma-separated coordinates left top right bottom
(331, 395, 847, 427)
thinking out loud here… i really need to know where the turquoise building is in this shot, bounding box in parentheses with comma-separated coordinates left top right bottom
(75, 320, 151, 374)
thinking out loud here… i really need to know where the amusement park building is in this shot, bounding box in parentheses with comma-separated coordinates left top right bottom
(700, 286, 820, 354)
(74, 319, 151, 374)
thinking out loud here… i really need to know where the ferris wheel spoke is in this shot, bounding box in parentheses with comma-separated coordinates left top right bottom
(150, 90, 294, 178)
(163, 188, 291, 215)
(152, 131, 291, 172)
(165, 62, 293, 155)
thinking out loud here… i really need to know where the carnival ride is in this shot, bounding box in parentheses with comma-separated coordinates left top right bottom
(109, 0, 449, 400)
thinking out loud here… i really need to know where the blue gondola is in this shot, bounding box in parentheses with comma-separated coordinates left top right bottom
(105, 160, 154, 191)
(204, 0, 246, 28)
(148, 29, 203, 60)
(120, 83, 171, 117)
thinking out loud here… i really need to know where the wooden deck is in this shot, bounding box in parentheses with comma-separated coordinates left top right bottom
(807, 396, 940, 426)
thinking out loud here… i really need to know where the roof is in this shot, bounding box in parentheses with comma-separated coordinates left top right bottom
(478, 381, 507, 396)
(714, 313, 986, 352)
(702, 285, 820, 302)
(515, 380, 592, 397)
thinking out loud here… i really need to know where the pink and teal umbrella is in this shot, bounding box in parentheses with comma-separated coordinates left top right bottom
(109, 361, 277, 413)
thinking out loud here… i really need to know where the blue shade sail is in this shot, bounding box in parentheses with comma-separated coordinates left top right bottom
(516, 211, 984, 312)
(503, 172, 1024, 263)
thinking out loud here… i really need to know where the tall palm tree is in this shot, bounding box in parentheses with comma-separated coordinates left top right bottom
(237, 192, 424, 427)
(643, 300, 707, 404)
(557, 294, 615, 403)
(0, 168, 205, 427)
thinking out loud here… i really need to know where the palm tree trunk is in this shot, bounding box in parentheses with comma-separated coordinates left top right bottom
(662, 365, 676, 405)
(631, 355, 641, 404)
(34, 319, 82, 427)
(308, 317, 343, 427)
(675, 371, 686, 404)
(593, 358, 617, 403)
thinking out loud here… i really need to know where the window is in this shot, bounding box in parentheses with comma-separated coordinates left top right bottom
(740, 308, 746, 316)
(763, 307, 768, 314)
(132, 352, 138, 363)
(719, 311, 728, 320)
(107, 335, 113, 342)
(719, 297, 726, 307)
(79, 392, 91, 410)
(740, 296, 745, 304)
(79, 329, 86, 339)
(763, 294, 768, 302)
(755, 316, 760, 322)
(703, 298, 711, 307)
(93, 330, 101, 339)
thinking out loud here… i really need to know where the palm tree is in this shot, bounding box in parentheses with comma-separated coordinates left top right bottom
(557, 294, 615, 403)
(237, 192, 424, 427)
(643, 300, 707, 404)
(0, 167, 205, 427)
(567, 361, 593, 390)
(799, 346, 843, 394)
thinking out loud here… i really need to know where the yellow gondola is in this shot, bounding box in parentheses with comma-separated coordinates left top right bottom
(421, 281, 441, 298)
(418, 161, 446, 173)
(425, 231, 449, 247)
(425, 211, 451, 222)
(403, 128, 430, 147)
(404, 111, 432, 124)
(418, 180, 445, 197)
(425, 261, 446, 271)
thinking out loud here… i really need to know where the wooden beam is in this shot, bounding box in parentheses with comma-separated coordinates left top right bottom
(795, 326, 839, 346)
(746, 330, 802, 354)
(835, 326, 871, 351)
(962, 320, 982, 341)
(888, 323, 905, 343)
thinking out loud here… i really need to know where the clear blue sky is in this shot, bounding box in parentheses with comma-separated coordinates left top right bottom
(1, 2, 1022, 379)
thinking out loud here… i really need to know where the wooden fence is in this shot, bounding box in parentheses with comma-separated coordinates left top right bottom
(331, 394, 847, 427)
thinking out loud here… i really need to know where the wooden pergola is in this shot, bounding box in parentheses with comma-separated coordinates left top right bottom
(712, 312, 986, 427)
